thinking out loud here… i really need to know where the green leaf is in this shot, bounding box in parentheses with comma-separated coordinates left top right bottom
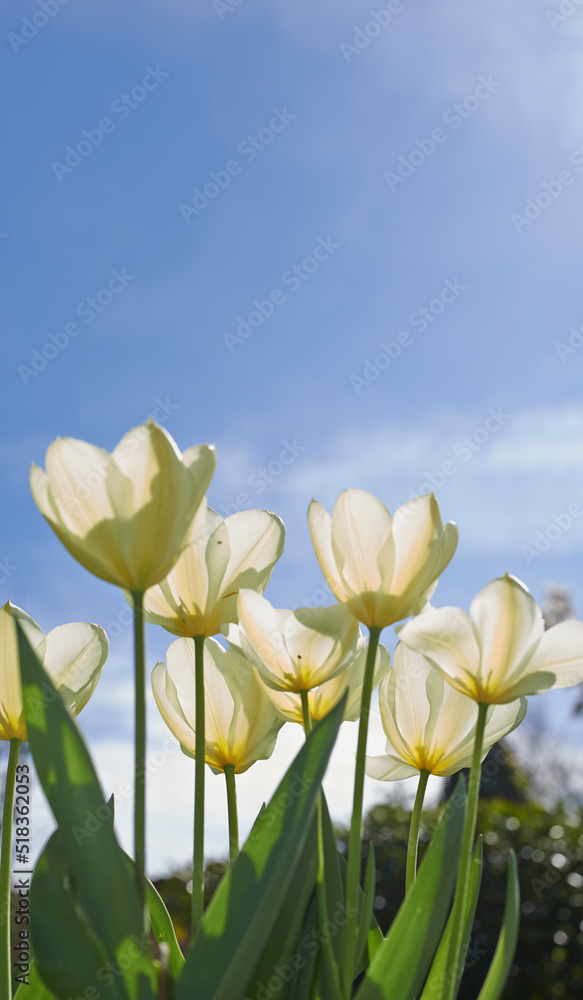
(283, 890, 321, 1000)
(355, 777, 466, 1000)
(354, 845, 377, 975)
(14, 961, 59, 998)
(244, 812, 319, 1000)
(318, 795, 347, 970)
(176, 697, 345, 1000)
(476, 850, 520, 1000)
(30, 830, 125, 1000)
(95, 798, 183, 980)
(29, 829, 183, 1000)
(336, 849, 383, 972)
(420, 837, 483, 1000)
(315, 798, 344, 1000)
(145, 875, 185, 980)
(365, 914, 383, 969)
(16, 623, 157, 1000)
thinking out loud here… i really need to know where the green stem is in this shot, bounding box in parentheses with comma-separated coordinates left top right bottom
(300, 690, 312, 736)
(0, 739, 21, 1000)
(191, 634, 206, 937)
(342, 625, 382, 998)
(224, 764, 239, 864)
(444, 701, 489, 1000)
(406, 768, 430, 894)
(132, 591, 147, 920)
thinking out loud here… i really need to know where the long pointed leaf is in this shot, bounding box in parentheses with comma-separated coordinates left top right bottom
(355, 778, 466, 1000)
(30, 829, 124, 1000)
(14, 962, 58, 998)
(17, 623, 157, 999)
(245, 812, 319, 1000)
(476, 851, 520, 1000)
(316, 799, 344, 1000)
(176, 697, 345, 1000)
(319, 795, 348, 970)
(421, 837, 483, 1000)
(145, 875, 185, 980)
(354, 846, 376, 975)
(336, 851, 383, 970)
(284, 890, 321, 1000)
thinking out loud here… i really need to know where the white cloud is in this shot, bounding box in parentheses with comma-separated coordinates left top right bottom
(260, 403, 583, 555)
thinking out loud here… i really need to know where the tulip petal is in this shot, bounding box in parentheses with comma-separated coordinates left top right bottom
(307, 500, 348, 603)
(439, 521, 460, 576)
(32, 448, 130, 586)
(182, 445, 217, 541)
(207, 642, 283, 772)
(281, 604, 359, 689)
(365, 754, 419, 781)
(217, 509, 285, 620)
(0, 603, 44, 741)
(399, 606, 482, 699)
(143, 507, 284, 639)
(107, 423, 197, 588)
(483, 698, 527, 743)
(44, 437, 115, 531)
(203, 517, 232, 620)
(252, 671, 304, 725)
(375, 642, 526, 777)
(31, 465, 127, 584)
(143, 504, 216, 636)
(389, 495, 442, 593)
(508, 619, 583, 697)
(237, 591, 294, 688)
(165, 637, 199, 730)
(152, 658, 196, 756)
(153, 636, 283, 772)
(469, 575, 544, 698)
(42, 623, 108, 718)
(331, 489, 394, 595)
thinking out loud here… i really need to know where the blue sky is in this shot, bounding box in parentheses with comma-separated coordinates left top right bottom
(4, 0, 583, 873)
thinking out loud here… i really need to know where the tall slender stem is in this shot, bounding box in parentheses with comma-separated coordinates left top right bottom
(444, 701, 489, 1000)
(224, 764, 239, 864)
(406, 768, 430, 894)
(0, 738, 21, 1000)
(303, 692, 341, 993)
(300, 689, 312, 736)
(342, 625, 381, 998)
(132, 591, 147, 919)
(191, 634, 206, 937)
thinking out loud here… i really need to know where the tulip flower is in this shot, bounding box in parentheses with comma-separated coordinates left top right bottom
(0, 601, 108, 1000)
(365, 642, 525, 897)
(0, 600, 108, 741)
(307, 487, 458, 991)
(142, 504, 285, 638)
(236, 590, 361, 696)
(152, 637, 284, 861)
(152, 636, 283, 772)
(365, 644, 526, 783)
(308, 489, 458, 631)
(30, 420, 215, 917)
(143, 504, 283, 927)
(398, 573, 583, 704)
(30, 420, 216, 593)
(398, 574, 569, 995)
(228, 628, 389, 726)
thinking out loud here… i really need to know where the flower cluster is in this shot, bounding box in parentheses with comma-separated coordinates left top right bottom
(26, 421, 583, 800)
(11, 417, 583, 1000)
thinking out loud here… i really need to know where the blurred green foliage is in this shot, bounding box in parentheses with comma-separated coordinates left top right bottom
(357, 796, 583, 999)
